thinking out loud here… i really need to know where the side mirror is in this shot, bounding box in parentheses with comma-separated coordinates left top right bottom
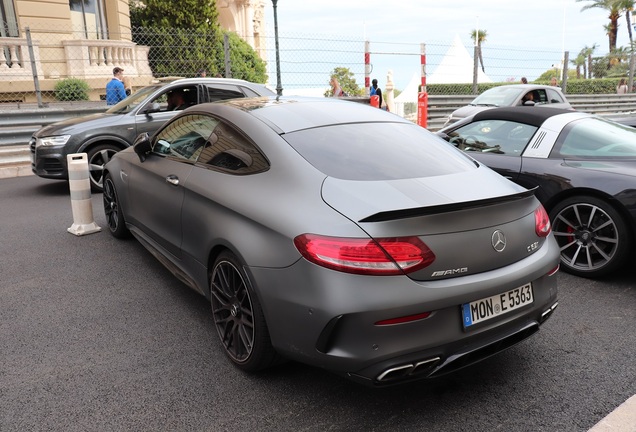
(522, 100, 536, 106)
(144, 102, 161, 115)
(133, 133, 152, 162)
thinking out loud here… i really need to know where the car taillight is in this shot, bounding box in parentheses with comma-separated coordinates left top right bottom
(294, 234, 435, 275)
(535, 205, 551, 237)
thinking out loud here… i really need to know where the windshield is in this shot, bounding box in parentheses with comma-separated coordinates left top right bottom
(106, 85, 162, 114)
(471, 87, 525, 107)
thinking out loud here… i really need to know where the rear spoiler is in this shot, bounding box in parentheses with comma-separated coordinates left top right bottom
(359, 188, 537, 223)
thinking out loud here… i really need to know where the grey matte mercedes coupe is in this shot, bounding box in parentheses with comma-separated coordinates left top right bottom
(103, 97, 560, 386)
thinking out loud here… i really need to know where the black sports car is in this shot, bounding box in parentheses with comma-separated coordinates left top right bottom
(437, 106, 636, 278)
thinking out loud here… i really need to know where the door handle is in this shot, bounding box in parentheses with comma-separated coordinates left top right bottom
(165, 175, 179, 186)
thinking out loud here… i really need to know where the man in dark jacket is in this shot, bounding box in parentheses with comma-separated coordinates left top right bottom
(370, 78, 383, 108)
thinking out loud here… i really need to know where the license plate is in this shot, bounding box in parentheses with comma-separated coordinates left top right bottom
(462, 283, 533, 328)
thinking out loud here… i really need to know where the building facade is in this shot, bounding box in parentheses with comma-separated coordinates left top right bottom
(0, 0, 265, 102)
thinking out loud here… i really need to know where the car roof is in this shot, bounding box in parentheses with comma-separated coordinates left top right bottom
(470, 106, 586, 126)
(211, 96, 411, 133)
(486, 84, 562, 91)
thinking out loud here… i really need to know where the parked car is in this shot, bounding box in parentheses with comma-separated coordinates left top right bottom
(30, 78, 275, 191)
(437, 106, 636, 278)
(444, 84, 572, 126)
(103, 97, 559, 386)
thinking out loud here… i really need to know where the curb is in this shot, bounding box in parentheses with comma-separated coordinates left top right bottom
(0, 164, 33, 179)
(589, 395, 636, 431)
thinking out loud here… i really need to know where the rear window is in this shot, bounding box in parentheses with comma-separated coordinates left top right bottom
(283, 122, 478, 181)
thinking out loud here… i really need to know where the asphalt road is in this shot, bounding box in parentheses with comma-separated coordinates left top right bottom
(2, 175, 635, 432)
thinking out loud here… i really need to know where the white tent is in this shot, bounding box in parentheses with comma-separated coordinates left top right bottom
(393, 73, 421, 117)
(427, 34, 492, 84)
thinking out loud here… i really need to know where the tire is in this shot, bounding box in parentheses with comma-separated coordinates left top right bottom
(210, 251, 279, 371)
(549, 196, 631, 278)
(102, 172, 130, 239)
(87, 144, 120, 192)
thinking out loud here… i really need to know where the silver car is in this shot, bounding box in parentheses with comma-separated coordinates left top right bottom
(103, 97, 560, 386)
(445, 84, 572, 126)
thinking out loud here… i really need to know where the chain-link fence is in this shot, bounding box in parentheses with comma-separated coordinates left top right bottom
(0, 23, 632, 108)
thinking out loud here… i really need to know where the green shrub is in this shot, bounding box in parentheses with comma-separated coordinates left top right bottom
(423, 78, 630, 96)
(54, 78, 90, 101)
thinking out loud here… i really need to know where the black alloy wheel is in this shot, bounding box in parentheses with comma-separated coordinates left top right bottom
(102, 173, 130, 239)
(550, 196, 631, 278)
(210, 251, 278, 371)
(87, 144, 119, 192)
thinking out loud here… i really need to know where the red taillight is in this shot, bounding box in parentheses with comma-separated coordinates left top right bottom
(375, 312, 432, 326)
(293, 234, 435, 275)
(534, 205, 551, 237)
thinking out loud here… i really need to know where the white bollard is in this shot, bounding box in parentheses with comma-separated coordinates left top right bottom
(67, 153, 101, 236)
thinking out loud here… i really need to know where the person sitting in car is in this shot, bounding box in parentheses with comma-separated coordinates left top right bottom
(522, 91, 535, 104)
(167, 90, 188, 111)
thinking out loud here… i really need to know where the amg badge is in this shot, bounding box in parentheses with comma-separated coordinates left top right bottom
(432, 267, 468, 277)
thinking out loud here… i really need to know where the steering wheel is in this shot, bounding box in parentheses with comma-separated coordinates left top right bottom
(449, 136, 464, 146)
(462, 135, 480, 151)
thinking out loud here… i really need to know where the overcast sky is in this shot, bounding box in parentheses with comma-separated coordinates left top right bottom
(263, 0, 632, 90)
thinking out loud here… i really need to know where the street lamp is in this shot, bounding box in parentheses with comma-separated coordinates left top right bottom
(272, 0, 283, 96)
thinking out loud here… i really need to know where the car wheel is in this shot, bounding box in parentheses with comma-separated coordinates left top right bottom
(210, 251, 279, 371)
(87, 144, 119, 192)
(102, 172, 130, 239)
(549, 196, 631, 278)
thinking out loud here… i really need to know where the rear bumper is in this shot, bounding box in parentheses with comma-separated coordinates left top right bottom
(249, 236, 560, 386)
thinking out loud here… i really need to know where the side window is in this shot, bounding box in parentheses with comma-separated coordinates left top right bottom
(546, 88, 565, 104)
(152, 114, 219, 162)
(196, 121, 269, 174)
(203, 84, 247, 102)
(534, 89, 548, 104)
(445, 120, 537, 156)
(147, 86, 198, 112)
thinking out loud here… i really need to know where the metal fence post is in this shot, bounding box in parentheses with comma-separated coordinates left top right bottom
(224, 33, 231, 78)
(25, 27, 44, 108)
(561, 51, 569, 93)
(629, 52, 635, 93)
(472, 45, 479, 95)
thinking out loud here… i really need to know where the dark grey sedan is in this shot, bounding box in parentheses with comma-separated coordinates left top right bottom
(30, 78, 274, 191)
(103, 97, 560, 386)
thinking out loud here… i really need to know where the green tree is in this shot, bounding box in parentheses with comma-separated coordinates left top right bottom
(325, 67, 362, 97)
(470, 29, 487, 73)
(130, 0, 266, 83)
(224, 32, 267, 83)
(577, 0, 622, 52)
(584, 44, 598, 78)
(617, 0, 635, 44)
(572, 52, 586, 78)
(130, 0, 219, 30)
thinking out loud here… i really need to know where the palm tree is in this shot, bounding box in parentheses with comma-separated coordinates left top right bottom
(617, 0, 635, 44)
(577, 0, 622, 52)
(572, 52, 586, 78)
(583, 44, 598, 78)
(470, 29, 487, 73)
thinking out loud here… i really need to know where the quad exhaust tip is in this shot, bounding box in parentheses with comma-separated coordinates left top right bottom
(376, 357, 441, 382)
(540, 301, 559, 323)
